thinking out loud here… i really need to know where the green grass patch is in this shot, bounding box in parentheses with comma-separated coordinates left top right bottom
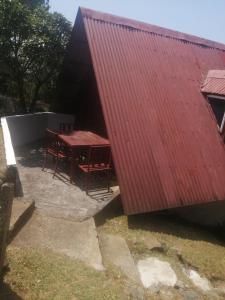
(3, 246, 131, 300)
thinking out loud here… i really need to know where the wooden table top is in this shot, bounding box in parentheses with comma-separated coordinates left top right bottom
(58, 130, 110, 147)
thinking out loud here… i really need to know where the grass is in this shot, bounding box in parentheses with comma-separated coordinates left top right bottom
(3, 246, 132, 300)
(96, 209, 225, 282)
(2, 247, 195, 300)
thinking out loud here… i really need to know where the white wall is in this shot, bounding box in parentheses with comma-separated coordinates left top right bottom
(5, 113, 48, 148)
(1, 112, 75, 197)
(1, 112, 75, 166)
(1, 117, 16, 166)
(47, 113, 75, 132)
(2, 112, 75, 148)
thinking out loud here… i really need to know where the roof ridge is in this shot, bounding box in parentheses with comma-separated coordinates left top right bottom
(80, 7, 225, 52)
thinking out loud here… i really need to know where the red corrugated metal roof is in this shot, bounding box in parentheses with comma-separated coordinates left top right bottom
(69, 8, 225, 214)
(201, 70, 225, 96)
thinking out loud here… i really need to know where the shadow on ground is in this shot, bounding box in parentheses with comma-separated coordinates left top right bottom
(15, 141, 44, 169)
(0, 282, 23, 300)
(95, 195, 124, 226)
(95, 196, 225, 247)
(1, 269, 23, 300)
(128, 212, 225, 245)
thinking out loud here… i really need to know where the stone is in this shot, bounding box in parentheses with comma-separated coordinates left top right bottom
(137, 257, 177, 288)
(98, 233, 141, 284)
(11, 213, 104, 271)
(110, 185, 120, 195)
(184, 269, 212, 292)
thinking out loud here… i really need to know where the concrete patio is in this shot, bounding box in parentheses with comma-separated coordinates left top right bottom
(15, 142, 117, 222)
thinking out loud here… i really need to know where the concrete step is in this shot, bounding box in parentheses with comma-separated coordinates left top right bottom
(98, 232, 141, 284)
(9, 198, 35, 242)
(11, 213, 104, 271)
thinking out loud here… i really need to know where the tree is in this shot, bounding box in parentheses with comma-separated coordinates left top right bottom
(21, 0, 49, 8)
(0, 0, 71, 113)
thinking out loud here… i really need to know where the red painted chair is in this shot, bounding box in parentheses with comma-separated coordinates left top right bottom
(78, 145, 112, 193)
(42, 129, 70, 178)
(59, 122, 74, 134)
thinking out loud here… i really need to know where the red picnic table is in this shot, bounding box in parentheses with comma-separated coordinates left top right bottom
(58, 130, 110, 182)
(58, 130, 109, 147)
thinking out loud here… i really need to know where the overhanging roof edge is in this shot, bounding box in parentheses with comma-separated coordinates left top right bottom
(79, 7, 225, 52)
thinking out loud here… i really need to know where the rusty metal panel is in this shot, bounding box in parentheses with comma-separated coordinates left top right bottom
(201, 70, 225, 96)
(74, 8, 225, 214)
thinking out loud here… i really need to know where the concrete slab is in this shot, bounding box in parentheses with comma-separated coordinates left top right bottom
(11, 212, 104, 271)
(9, 198, 35, 237)
(98, 233, 141, 284)
(15, 143, 116, 221)
(137, 257, 177, 288)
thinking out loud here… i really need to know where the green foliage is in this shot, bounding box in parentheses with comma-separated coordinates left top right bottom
(21, 0, 49, 8)
(0, 0, 72, 113)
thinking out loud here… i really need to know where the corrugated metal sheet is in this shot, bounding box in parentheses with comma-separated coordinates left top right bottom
(201, 70, 225, 96)
(71, 8, 225, 215)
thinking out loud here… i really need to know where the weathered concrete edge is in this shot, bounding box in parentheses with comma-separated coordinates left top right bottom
(1, 117, 16, 166)
(8, 199, 35, 243)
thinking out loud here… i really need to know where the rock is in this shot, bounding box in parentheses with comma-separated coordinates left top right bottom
(98, 233, 141, 284)
(137, 257, 177, 288)
(110, 185, 120, 195)
(184, 269, 212, 292)
(184, 269, 213, 292)
(142, 236, 163, 251)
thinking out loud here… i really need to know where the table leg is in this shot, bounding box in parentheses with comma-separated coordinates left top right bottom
(70, 149, 75, 183)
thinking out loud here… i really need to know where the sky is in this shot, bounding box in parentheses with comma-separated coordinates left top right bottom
(49, 0, 225, 44)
